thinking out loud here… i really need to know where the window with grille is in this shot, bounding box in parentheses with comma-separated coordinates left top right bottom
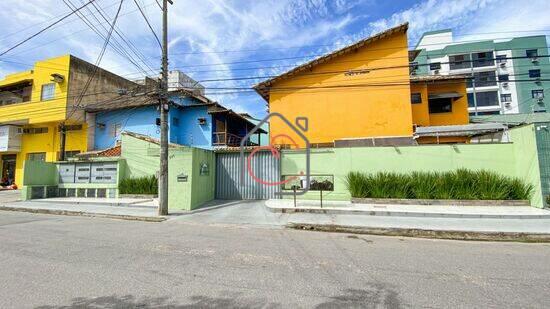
(41, 83, 55, 101)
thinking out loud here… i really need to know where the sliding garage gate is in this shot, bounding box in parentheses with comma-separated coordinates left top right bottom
(215, 151, 280, 200)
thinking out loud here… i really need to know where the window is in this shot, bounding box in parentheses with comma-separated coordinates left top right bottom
(27, 152, 46, 161)
(467, 71, 497, 87)
(65, 125, 82, 131)
(526, 49, 538, 58)
(411, 93, 422, 104)
(62, 151, 80, 159)
(429, 62, 441, 70)
(496, 55, 507, 64)
(500, 94, 512, 102)
(172, 117, 179, 127)
(41, 83, 55, 101)
(467, 93, 475, 107)
(475, 91, 499, 107)
(498, 74, 509, 82)
(110, 123, 122, 137)
(428, 98, 453, 113)
(409, 62, 419, 74)
(472, 51, 494, 68)
(529, 69, 541, 78)
(449, 54, 471, 70)
(532, 89, 544, 99)
(22, 127, 48, 134)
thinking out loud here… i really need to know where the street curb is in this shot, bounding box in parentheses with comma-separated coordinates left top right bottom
(29, 199, 154, 207)
(267, 206, 550, 219)
(286, 223, 550, 242)
(351, 198, 530, 206)
(0, 206, 166, 222)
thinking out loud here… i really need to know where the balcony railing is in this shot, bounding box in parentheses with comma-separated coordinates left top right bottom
(213, 132, 258, 147)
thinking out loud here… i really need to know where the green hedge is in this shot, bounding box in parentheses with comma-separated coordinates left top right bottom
(344, 169, 533, 201)
(119, 175, 158, 195)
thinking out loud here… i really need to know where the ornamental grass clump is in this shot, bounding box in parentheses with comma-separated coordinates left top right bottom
(119, 175, 158, 195)
(345, 169, 533, 201)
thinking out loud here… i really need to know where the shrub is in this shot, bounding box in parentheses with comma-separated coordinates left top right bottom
(119, 175, 158, 195)
(545, 195, 550, 206)
(345, 170, 533, 201)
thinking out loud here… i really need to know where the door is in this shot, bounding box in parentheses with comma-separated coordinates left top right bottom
(1, 154, 16, 185)
(215, 151, 281, 200)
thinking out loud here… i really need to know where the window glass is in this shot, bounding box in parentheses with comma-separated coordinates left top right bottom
(411, 93, 422, 104)
(472, 51, 494, 68)
(529, 69, 541, 78)
(526, 49, 538, 58)
(495, 55, 507, 63)
(467, 93, 475, 107)
(532, 90, 544, 99)
(475, 91, 499, 107)
(41, 83, 55, 101)
(428, 98, 453, 113)
(27, 152, 46, 161)
(500, 94, 512, 102)
(467, 71, 497, 87)
(498, 74, 509, 81)
(429, 62, 441, 70)
(449, 54, 471, 70)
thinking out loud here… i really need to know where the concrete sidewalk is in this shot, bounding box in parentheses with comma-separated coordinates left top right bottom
(266, 199, 550, 219)
(0, 200, 167, 222)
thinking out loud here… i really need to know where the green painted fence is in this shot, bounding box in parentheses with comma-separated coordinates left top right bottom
(281, 124, 544, 207)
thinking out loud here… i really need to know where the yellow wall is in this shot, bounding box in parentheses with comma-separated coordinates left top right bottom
(0, 55, 89, 185)
(11, 123, 88, 185)
(0, 55, 71, 124)
(410, 81, 469, 128)
(268, 31, 413, 147)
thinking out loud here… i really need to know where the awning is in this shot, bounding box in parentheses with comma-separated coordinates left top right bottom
(428, 92, 463, 100)
(415, 123, 507, 138)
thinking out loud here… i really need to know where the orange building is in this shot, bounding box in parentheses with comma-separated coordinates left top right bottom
(254, 23, 470, 147)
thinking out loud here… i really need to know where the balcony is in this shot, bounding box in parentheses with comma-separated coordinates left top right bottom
(0, 80, 32, 107)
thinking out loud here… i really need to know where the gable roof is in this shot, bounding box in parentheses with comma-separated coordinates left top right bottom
(253, 23, 409, 101)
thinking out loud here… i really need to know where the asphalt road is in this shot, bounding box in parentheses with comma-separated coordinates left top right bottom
(1, 211, 549, 308)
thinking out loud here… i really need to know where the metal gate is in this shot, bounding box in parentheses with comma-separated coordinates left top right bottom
(215, 151, 280, 200)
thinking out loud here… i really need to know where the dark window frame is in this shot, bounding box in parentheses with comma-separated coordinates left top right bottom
(500, 94, 512, 103)
(529, 69, 541, 78)
(532, 89, 544, 99)
(411, 93, 422, 104)
(429, 62, 441, 70)
(526, 49, 538, 58)
(428, 98, 453, 114)
(498, 74, 509, 82)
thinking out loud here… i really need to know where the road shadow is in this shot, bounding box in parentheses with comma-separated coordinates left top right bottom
(315, 286, 401, 309)
(35, 294, 280, 309)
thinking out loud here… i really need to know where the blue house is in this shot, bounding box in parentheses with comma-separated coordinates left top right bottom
(87, 89, 266, 150)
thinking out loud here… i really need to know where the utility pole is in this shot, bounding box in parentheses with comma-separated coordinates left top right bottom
(59, 124, 66, 161)
(158, 0, 171, 215)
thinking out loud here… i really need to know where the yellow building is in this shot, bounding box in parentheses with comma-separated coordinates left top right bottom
(0, 55, 137, 185)
(254, 23, 469, 147)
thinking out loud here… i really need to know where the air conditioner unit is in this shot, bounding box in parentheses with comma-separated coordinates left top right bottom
(537, 98, 544, 104)
(504, 102, 512, 108)
(531, 57, 539, 63)
(434, 69, 440, 75)
(197, 117, 207, 125)
(502, 82, 509, 88)
(499, 62, 506, 67)
(535, 78, 542, 85)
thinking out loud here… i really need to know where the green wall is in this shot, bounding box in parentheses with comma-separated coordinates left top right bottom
(535, 122, 550, 206)
(120, 133, 215, 211)
(190, 148, 216, 209)
(281, 125, 544, 207)
(22, 160, 57, 186)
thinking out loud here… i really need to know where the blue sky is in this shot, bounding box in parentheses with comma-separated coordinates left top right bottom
(1, 0, 550, 118)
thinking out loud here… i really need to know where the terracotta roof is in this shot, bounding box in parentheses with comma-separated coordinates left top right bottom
(253, 23, 409, 101)
(76, 145, 121, 158)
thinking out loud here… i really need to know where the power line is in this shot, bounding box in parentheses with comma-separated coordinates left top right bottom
(132, 0, 162, 49)
(67, 0, 125, 121)
(0, 0, 98, 57)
